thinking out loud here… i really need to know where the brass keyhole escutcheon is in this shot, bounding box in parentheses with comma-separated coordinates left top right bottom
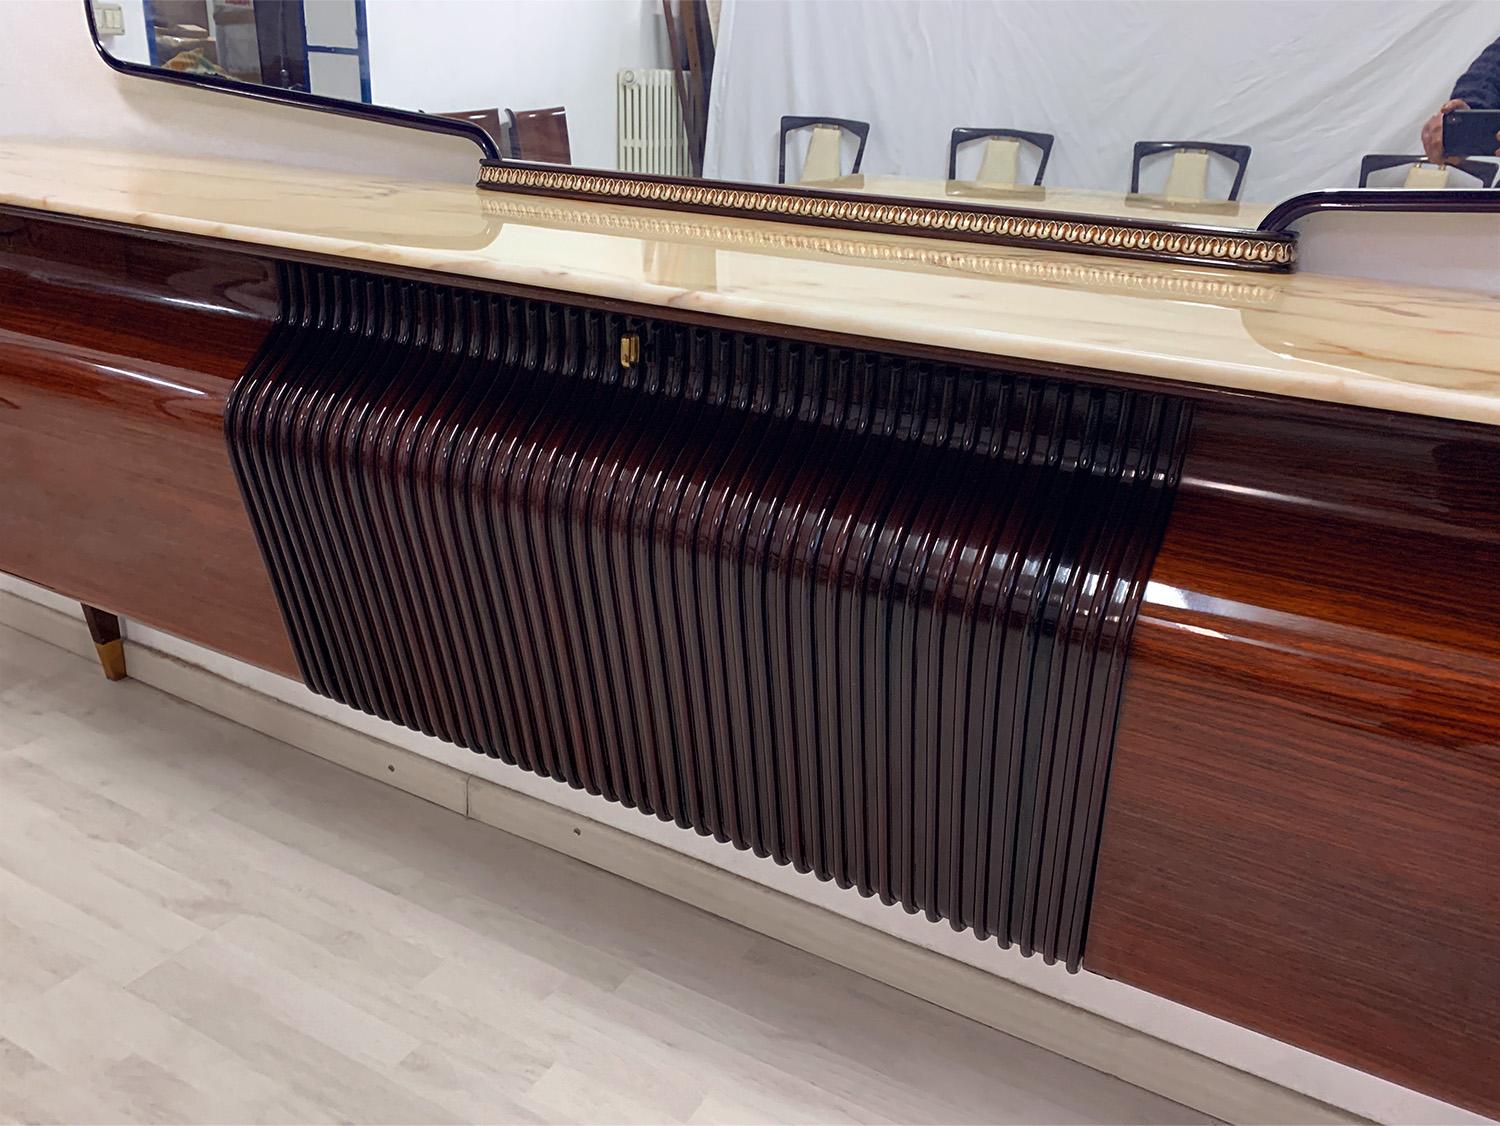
(620, 333, 641, 369)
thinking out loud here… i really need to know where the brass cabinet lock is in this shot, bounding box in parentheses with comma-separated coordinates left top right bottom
(619, 333, 641, 368)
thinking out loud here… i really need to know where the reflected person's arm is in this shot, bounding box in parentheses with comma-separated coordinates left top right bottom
(1421, 36, 1500, 163)
(1451, 36, 1500, 110)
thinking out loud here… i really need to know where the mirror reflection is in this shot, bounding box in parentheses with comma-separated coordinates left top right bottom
(91, 0, 1500, 233)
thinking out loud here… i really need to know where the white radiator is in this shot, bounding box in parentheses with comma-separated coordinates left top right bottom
(617, 69, 691, 176)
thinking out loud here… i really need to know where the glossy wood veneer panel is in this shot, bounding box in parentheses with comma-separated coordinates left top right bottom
(11, 196, 1495, 1110)
(0, 211, 298, 675)
(1086, 407, 1500, 1115)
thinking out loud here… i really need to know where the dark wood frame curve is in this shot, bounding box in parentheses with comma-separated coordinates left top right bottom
(1258, 186, 1500, 231)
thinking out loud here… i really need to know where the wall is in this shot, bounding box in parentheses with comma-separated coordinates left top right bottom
(92, 0, 150, 65)
(1293, 209, 1500, 293)
(363, 0, 666, 169)
(0, 0, 480, 183)
(706, 0, 1500, 199)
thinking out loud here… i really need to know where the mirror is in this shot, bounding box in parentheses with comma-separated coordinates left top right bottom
(89, 0, 1500, 239)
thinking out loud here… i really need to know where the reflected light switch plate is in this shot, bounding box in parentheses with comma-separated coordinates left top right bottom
(93, 2, 126, 36)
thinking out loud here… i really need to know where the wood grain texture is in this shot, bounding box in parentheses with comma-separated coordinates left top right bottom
(0, 209, 297, 676)
(505, 106, 573, 164)
(224, 262, 1191, 968)
(1087, 405, 1500, 1116)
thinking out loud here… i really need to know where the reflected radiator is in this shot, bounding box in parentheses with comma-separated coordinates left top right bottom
(617, 68, 690, 176)
(224, 264, 1190, 968)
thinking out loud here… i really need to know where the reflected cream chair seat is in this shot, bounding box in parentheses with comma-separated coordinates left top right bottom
(1130, 140, 1252, 201)
(778, 116, 871, 184)
(947, 127, 1055, 186)
(1357, 154, 1499, 188)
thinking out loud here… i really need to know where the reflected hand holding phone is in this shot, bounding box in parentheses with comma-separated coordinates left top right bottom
(1443, 108, 1500, 159)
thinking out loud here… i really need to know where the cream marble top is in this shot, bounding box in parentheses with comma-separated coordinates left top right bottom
(2, 141, 1499, 426)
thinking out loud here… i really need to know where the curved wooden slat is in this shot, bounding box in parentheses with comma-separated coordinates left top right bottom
(225, 264, 1189, 968)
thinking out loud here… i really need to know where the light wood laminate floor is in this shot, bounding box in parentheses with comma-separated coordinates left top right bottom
(0, 623, 1207, 1125)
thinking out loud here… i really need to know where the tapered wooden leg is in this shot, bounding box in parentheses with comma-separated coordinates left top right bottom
(80, 604, 127, 681)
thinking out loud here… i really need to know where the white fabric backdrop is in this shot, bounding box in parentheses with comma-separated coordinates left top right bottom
(704, 0, 1500, 200)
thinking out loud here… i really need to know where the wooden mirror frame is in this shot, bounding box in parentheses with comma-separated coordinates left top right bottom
(82, 0, 1500, 274)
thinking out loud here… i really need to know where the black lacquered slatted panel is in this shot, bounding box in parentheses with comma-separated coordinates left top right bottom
(225, 263, 1191, 968)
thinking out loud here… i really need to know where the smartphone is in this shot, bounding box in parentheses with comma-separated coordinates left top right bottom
(1443, 109, 1500, 158)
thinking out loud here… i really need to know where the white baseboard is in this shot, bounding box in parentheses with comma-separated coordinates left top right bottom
(466, 777, 1354, 1125)
(5, 585, 1464, 1126)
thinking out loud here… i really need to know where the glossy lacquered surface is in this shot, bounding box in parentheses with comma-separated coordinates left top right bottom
(1086, 406, 1500, 1116)
(0, 210, 297, 675)
(226, 262, 1190, 968)
(5, 181, 1500, 1116)
(3, 142, 1500, 425)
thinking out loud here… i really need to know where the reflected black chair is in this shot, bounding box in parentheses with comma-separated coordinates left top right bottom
(778, 115, 870, 184)
(1358, 154, 1498, 189)
(1130, 141, 1252, 201)
(947, 128, 1054, 185)
(504, 106, 572, 164)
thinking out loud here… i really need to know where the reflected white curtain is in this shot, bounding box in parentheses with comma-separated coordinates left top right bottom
(703, 0, 1500, 199)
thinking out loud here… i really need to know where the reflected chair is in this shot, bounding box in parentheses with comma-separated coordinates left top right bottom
(778, 116, 870, 184)
(1357, 154, 1498, 189)
(947, 128, 1054, 186)
(505, 106, 573, 164)
(1130, 141, 1251, 201)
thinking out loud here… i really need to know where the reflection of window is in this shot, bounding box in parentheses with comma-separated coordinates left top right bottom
(303, 0, 371, 103)
(143, 0, 371, 103)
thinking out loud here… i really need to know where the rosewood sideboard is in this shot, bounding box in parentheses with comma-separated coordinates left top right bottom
(2, 142, 1497, 1117)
